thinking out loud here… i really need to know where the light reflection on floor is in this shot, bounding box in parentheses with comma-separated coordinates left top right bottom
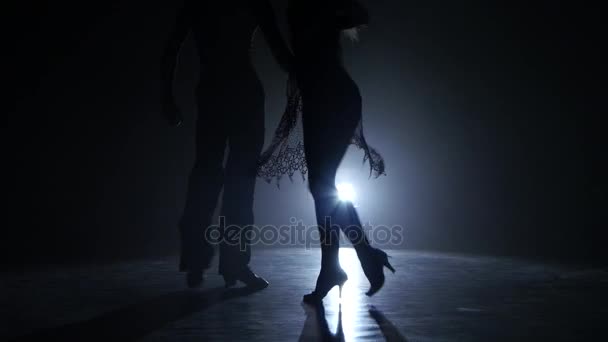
(326, 248, 367, 340)
(2, 248, 606, 341)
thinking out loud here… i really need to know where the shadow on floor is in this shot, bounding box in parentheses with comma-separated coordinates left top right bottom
(369, 305, 409, 342)
(299, 302, 407, 342)
(10, 286, 262, 342)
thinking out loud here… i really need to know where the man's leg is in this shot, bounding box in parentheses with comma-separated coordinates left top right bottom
(219, 102, 266, 287)
(179, 101, 227, 286)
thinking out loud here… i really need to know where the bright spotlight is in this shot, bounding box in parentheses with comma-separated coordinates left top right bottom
(337, 182, 356, 202)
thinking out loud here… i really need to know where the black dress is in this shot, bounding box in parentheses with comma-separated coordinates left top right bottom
(257, 0, 385, 185)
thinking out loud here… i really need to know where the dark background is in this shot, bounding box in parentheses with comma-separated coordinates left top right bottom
(4, 0, 606, 268)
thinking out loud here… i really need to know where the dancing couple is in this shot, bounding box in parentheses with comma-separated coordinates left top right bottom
(161, 0, 393, 303)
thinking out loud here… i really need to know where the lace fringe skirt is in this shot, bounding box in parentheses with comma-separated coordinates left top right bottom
(257, 81, 385, 186)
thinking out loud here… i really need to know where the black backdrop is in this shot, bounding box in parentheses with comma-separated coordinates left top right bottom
(4, 0, 606, 267)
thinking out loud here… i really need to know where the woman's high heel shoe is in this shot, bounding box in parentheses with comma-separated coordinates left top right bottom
(303, 268, 348, 304)
(362, 248, 395, 297)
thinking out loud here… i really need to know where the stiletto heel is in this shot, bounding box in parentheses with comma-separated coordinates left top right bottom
(384, 259, 396, 273)
(303, 268, 348, 304)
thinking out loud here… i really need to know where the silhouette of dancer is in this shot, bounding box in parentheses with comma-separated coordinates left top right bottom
(278, 0, 394, 302)
(161, 0, 293, 288)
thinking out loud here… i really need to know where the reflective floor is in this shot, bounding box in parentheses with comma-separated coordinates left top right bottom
(2, 249, 607, 341)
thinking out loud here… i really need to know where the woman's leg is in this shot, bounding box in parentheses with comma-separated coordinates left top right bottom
(303, 78, 394, 297)
(302, 84, 362, 275)
(323, 88, 375, 261)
